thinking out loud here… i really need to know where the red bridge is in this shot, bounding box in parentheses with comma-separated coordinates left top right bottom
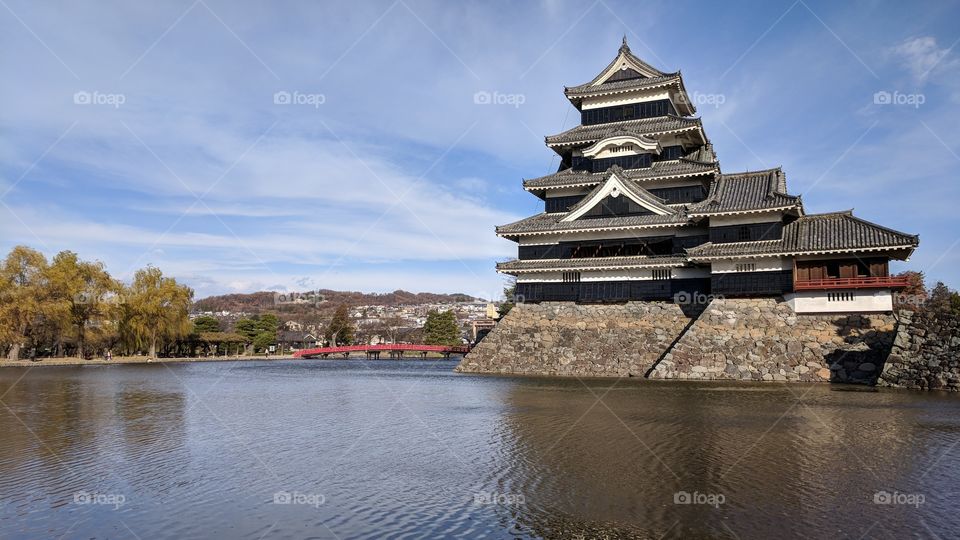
(293, 344, 471, 359)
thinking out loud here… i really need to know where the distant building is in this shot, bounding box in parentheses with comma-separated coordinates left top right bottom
(277, 331, 319, 350)
(495, 38, 918, 313)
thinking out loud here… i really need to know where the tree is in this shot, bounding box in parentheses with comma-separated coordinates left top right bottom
(893, 270, 926, 309)
(325, 304, 354, 346)
(125, 266, 193, 358)
(0, 246, 50, 360)
(375, 316, 406, 344)
(192, 315, 222, 333)
(498, 277, 517, 318)
(252, 331, 275, 353)
(257, 313, 280, 335)
(927, 282, 960, 316)
(422, 310, 461, 346)
(46, 251, 117, 359)
(198, 332, 247, 356)
(234, 318, 261, 342)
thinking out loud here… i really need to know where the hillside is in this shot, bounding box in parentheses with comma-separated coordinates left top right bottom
(193, 289, 483, 316)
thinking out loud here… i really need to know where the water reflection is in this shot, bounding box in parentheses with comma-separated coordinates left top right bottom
(497, 379, 960, 538)
(116, 388, 186, 455)
(0, 361, 957, 539)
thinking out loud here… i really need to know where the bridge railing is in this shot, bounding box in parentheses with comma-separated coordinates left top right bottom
(293, 344, 470, 358)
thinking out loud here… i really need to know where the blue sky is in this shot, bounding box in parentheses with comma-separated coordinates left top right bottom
(2, 0, 959, 299)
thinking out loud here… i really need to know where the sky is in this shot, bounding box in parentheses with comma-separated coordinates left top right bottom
(2, 0, 959, 300)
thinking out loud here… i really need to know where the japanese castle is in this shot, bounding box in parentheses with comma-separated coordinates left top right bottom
(496, 38, 919, 313)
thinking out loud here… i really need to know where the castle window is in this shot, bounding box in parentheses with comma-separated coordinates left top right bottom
(737, 226, 752, 241)
(652, 268, 672, 280)
(735, 263, 757, 272)
(562, 272, 581, 283)
(827, 292, 855, 302)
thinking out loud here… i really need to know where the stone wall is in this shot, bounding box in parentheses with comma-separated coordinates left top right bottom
(648, 298, 897, 383)
(457, 298, 959, 391)
(456, 302, 691, 377)
(879, 310, 960, 391)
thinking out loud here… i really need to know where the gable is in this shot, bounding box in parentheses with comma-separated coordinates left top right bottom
(579, 194, 655, 219)
(591, 48, 665, 86)
(561, 172, 673, 222)
(606, 67, 645, 83)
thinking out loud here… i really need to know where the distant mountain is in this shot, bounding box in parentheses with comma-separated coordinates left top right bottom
(193, 289, 484, 316)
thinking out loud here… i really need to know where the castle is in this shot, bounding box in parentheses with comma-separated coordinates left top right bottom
(496, 38, 918, 313)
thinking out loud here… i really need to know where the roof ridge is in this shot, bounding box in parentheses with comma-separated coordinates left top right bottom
(722, 166, 783, 178)
(798, 209, 854, 219)
(800, 210, 919, 240)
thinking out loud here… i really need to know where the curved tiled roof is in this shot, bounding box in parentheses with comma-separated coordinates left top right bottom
(686, 211, 919, 259)
(496, 211, 691, 237)
(689, 168, 800, 216)
(497, 255, 688, 273)
(570, 38, 668, 87)
(565, 73, 682, 97)
(545, 115, 703, 147)
(524, 159, 718, 191)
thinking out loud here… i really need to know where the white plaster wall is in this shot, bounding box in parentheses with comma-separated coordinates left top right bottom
(581, 90, 671, 110)
(592, 146, 650, 159)
(637, 177, 708, 189)
(709, 212, 786, 226)
(711, 258, 791, 273)
(516, 238, 557, 246)
(544, 186, 593, 198)
(784, 289, 894, 313)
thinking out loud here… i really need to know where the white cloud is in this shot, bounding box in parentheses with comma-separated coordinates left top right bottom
(888, 36, 954, 84)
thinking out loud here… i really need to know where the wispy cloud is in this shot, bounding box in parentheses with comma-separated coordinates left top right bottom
(887, 36, 955, 85)
(1, 0, 959, 295)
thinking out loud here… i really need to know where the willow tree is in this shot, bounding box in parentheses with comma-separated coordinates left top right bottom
(125, 267, 193, 358)
(46, 251, 118, 359)
(0, 246, 50, 361)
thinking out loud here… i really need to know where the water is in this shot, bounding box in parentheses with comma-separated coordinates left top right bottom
(0, 359, 958, 539)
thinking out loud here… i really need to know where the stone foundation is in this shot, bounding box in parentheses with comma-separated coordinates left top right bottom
(456, 302, 691, 377)
(649, 298, 896, 383)
(457, 298, 959, 391)
(879, 310, 960, 391)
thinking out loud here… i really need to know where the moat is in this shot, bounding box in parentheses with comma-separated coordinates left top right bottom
(1, 359, 958, 539)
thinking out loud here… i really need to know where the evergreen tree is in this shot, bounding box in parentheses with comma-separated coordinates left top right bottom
(422, 310, 461, 346)
(257, 313, 280, 335)
(252, 331, 275, 353)
(192, 315, 222, 333)
(234, 318, 260, 341)
(325, 304, 354, 346)
(498, 277, 517, 318)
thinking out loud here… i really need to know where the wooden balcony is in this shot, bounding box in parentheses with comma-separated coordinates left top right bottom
(793, 276, 911, 291)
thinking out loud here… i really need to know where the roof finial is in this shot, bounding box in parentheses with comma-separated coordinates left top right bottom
(620, 34, 629, 52)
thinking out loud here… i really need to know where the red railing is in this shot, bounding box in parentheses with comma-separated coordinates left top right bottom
(293, 344, 470, 358)
(793, 276, 911, 291)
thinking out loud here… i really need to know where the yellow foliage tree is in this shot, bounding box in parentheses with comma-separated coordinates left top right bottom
(124, 267, 193, 358)
(0, 246, 51, 361)
(46, 251, 119, 359)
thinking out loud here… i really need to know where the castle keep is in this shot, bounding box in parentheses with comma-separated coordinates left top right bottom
(496, 39, 918, 313)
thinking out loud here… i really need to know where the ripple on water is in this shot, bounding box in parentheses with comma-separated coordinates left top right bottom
(1, 360, 959, 538)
